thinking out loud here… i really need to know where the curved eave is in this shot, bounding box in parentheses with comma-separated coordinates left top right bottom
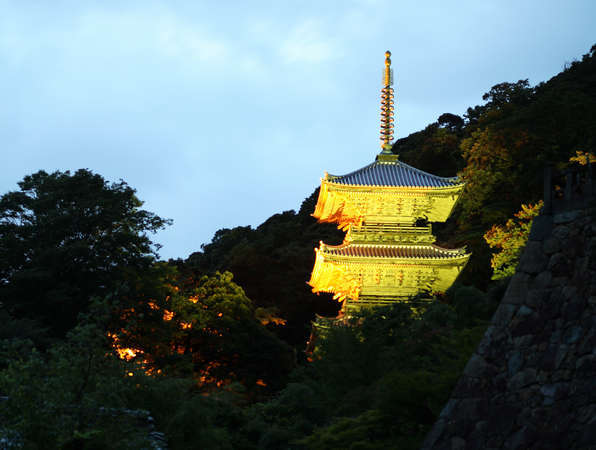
(312, 172, 466, 226)
(322, 178, 465, 192)
(315, 242, 471, 264)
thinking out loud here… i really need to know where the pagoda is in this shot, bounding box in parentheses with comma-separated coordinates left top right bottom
(308, 51, 470, 314)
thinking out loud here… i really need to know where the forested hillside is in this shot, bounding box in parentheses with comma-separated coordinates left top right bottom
(0, 45, 594, 449)
(395, 45, 596, 288)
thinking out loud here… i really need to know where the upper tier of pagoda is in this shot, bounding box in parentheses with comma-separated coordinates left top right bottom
(312, 50, 465, 231)
(312, 156, 465, 230)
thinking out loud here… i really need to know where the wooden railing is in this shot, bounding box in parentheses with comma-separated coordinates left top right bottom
(350, 223, 432, 234)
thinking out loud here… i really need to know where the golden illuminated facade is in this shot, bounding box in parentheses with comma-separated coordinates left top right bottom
(308, 51, 470, 313)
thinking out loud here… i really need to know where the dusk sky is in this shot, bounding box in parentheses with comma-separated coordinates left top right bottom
(1, 0, 594, 260)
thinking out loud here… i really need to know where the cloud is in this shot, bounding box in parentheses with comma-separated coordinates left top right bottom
(155, 15, 230, 65)
(280, 19, 339, 64)
(0, 4, 246, 75)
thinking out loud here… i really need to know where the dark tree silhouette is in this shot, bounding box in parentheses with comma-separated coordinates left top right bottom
(0, 169, 171, 337)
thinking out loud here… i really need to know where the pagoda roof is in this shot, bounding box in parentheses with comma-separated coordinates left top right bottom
(320, 242, 468, 259)
(327, 159, 463, 189)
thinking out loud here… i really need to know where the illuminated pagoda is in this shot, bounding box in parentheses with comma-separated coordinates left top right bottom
(308, 51, 470, 314)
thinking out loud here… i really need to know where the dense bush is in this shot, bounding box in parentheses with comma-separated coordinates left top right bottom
(231, 298, 490, 449)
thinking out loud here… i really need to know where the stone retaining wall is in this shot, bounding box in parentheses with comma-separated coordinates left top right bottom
(422, 208, 596, 449)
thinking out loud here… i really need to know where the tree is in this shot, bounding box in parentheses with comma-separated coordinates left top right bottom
(0, 300, 155, 449)
(437, 113, 464, 132)
(0, 169, 171, 337)
(483, 201, 543, 280)
(481, 79, 534, 109)
(464, 80, 534, 127)
(392, 121, 464, 178)
(235, 301, 488, 450)
(187, 194, 343, 348)
(113, 268, 294, 393)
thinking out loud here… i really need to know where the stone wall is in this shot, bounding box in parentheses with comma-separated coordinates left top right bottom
(422, 208, 596, 450)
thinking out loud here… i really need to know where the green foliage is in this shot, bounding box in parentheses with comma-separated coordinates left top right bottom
(234, 301, 488, 449)
(0, 299, 248, 450)
(157, 394, 235, 450)
(0, 304, 152, 449)
(116, 268, 294, 392)
(187, 193, 344, 347)
(0, 310, 49, 363)
(0, 169, 171, 338)
(459, 126, 531, 224)
(393, 121, 464, 178)
(484, 201, 543, 280)
(242, 382, 326, 449)
(299, 410, 404, 450)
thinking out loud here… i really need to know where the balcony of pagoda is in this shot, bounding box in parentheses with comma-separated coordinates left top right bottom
(344, 222, 436, 245)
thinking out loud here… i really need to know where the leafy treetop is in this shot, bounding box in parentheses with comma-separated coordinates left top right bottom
(0, 169, 171, 337)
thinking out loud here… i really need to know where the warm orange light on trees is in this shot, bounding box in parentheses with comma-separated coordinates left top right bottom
(107, 271, 291, 392)
(108, 332, 143, 362)
(569, 150, 596, 165)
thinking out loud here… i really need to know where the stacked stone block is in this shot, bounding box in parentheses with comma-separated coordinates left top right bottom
(422, 208, 596, 449)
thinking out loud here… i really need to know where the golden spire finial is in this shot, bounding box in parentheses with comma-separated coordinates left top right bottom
(380, 50, 395, 151)
(383, 51, 392, 86)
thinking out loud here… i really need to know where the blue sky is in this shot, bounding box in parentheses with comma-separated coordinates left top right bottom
(1, 0, 594, 259)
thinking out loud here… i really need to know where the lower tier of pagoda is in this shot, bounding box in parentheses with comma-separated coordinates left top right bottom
(308, 241, 470, 308)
